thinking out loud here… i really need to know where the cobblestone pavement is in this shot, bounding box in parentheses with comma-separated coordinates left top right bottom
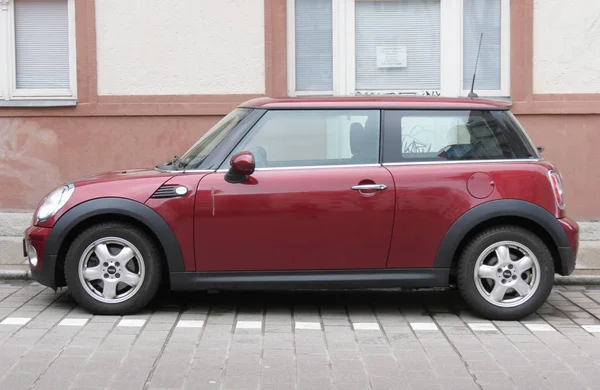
(0, 282, 599, 390)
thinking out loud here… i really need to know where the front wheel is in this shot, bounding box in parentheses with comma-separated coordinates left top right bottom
(64, 222, 162, 315)
(457, 226, 554, 320)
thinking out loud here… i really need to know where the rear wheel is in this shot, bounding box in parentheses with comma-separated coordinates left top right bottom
(64, 222, 162, 315)
(457, 226, 554, 320)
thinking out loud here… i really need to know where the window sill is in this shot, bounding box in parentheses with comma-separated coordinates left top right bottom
(0, 99, 77, 108)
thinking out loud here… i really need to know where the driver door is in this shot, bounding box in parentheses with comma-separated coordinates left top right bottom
(194, 109, 396, 272)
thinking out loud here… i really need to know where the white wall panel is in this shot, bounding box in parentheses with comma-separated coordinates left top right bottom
(534, 0, 600, 94)
(96, 0, 265, 95)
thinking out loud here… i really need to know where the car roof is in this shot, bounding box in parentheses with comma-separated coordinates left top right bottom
(239, 96, 510, 110)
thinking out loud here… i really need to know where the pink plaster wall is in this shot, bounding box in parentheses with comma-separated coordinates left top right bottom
(0, 114, 598, 220)
(516, 114, 600, 220)
(0, 116, 220, 211)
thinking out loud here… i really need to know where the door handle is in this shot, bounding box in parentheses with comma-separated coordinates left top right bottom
(351, 184, 387, 191)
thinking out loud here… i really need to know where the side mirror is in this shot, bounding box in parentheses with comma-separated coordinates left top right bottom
(225, 151, 255, 183)
(537, 145, 544, 153)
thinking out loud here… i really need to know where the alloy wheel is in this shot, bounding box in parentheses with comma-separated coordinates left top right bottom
(78, 237, 145, 304)
(473, 240, 541, 308)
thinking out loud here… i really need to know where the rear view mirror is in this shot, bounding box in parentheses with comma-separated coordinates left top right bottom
(225, 151, 255, 183)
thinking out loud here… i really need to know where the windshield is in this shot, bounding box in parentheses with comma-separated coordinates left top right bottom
(178, 108, 251, 169)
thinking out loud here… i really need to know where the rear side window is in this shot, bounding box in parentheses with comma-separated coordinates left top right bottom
(382, 110, 536, 162)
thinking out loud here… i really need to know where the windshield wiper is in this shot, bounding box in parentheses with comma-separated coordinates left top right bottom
(156, 155, 185, 171)
(172, 155, 185, 169)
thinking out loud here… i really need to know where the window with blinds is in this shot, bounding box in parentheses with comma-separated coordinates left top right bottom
(14, 0, 70, 90)
(463, 0, 502, 91)
(355, 0, 441, 91)
(294, 0, 333, 92)
(289, 0, 508, 96)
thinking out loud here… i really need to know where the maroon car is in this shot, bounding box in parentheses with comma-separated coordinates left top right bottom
(23, 96, 579, 320)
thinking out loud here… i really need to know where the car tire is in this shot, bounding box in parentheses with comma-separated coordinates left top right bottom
(457, 225, 554, 320)
(64, 222, 162, 315)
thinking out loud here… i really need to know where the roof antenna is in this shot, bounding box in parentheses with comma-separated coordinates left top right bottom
(468, 33, 483, 98)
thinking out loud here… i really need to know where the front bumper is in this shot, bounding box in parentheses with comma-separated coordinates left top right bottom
(24, 226, 57, 289)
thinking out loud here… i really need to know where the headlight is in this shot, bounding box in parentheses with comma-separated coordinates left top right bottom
(36, 184, 75, 223)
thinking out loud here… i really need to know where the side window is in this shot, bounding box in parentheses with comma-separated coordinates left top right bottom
(383, 110, 536, 162)
(221, 110, 381, 169)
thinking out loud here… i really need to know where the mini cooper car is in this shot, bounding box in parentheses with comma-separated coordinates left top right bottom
(24, 96, 579, 320)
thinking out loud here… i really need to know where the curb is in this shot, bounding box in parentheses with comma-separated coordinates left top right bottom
(0, 269, 31, 280)
(0, 268, 598, 286)
(554, 275, 600, 286)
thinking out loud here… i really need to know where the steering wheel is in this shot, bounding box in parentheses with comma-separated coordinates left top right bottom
(437, 145, 451, 157)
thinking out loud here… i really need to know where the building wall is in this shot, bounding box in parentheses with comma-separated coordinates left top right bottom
(0, 0, 287, 211)
(518, 114, 600, 219)
(533, 0, 600, 94)
(1, 0, 599, 221)
(3, 113, 596, 219)
(95, 0, 266, 95)
(515, 0, 600, 219)
(0, 115, 221, 211)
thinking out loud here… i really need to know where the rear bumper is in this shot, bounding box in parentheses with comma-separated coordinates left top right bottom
(24, 226, 57, 289)
(556, 217, 579, 276)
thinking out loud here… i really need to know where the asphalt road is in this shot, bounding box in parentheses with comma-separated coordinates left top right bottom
(0, 281, 599, 389)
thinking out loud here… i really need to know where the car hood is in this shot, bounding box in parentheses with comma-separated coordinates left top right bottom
(34, 168, 178, 228)
(66, 168, 175, 203)
(71, 169, 174, 203)
(71, 168, 170, 184)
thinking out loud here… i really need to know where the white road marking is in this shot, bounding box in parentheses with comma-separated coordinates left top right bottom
(0, 317, 31, 325)
(236, 321, 262, 329)
(582, 325, 600, 333)
(118, 319, 146, 327)
(295, 322, 321, 330)
(524, 323, 556, 332)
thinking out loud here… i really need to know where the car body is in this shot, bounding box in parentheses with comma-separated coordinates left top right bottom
(24, 96, 579, 319)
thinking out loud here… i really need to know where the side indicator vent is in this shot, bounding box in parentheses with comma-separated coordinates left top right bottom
(151, 185, 188, 199)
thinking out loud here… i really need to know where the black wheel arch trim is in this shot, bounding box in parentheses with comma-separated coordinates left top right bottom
(42, 197, 185, 284)
(434, 199, 574, 275)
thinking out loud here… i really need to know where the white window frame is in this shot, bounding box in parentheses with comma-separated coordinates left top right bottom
(286, 0, 335, 96)
(459, 0, 510, 97)
(0, 0, 77, 102)
(0, 0, 9, 100)
(287, 0, 510, 98)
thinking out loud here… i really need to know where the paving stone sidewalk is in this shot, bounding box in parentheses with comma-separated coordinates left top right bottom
(0, 282, 599, 390)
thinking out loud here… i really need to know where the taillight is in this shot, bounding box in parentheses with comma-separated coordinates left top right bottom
(548, 170, 566, 210)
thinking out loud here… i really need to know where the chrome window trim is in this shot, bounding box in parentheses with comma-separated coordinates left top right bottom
(153, 167, 215, 174)
(383, 158, 542, 166)
(216, 164, 381, 173)
(183, 169, 216, 173)
(155, 159, 542, 174)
